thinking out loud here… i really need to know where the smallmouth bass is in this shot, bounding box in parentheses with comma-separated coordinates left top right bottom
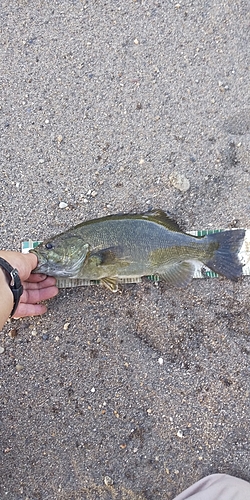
(31, 210, 245, 291)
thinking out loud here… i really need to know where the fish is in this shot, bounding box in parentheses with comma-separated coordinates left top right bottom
(30, 209, 245, 292)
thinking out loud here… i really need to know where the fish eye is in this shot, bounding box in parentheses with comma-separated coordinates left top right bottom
(45, 242, 54, 250)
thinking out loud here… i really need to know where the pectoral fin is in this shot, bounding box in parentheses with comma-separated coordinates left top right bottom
(90, 246, 131, 268)
(101, 277, 119, 292)
(159, 261, 195, 287)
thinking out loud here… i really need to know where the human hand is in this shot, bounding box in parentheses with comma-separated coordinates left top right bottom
(0, 251, 58, 318)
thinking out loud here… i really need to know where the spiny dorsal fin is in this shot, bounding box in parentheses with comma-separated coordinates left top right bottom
(141, 209, 184, 233)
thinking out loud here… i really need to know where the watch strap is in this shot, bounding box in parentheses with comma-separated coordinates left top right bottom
(0, 257, 23, 316)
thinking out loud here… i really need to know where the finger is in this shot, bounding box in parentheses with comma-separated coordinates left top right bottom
(25, 273, 49, 283)
(23, 276, 57, 288)
(25, 252, 38, 270)
(21, 285, 58, 304)
(13, 302, 48, 318)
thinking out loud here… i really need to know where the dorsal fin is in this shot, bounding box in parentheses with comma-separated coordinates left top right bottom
(141, 209, 184, 233)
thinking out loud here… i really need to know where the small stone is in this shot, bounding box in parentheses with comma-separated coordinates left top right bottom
(16, 364, 24, 372)
(91, 190, 98, 197)
(59, 201, 68, 209)
(0, 346, 5, 354)
(146, 408, 152, 415)
(63, 322, 70, 331)
(169, 172, 190, 192)
(9, 328, 18, 338)
(104, 476, 113, 486)
(57, 135, 63, 143)
(134, 38, 139, 45)
(42, 334, 49, 341)
(158, 357, 163, 365)
(177, 429, 184, 438)
(91, 387, 95, 393)
(45, 119, 50, 124)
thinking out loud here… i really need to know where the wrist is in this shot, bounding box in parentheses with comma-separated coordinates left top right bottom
(0, 267, 14, 326)
(0, 258, 23, 316)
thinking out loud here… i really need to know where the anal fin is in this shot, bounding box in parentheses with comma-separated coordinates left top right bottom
(159, 261, 195, 288)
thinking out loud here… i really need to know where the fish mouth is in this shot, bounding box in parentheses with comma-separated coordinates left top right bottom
(30, 249, 49, 274)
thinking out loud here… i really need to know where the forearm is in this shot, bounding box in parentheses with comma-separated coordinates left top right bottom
(0, 268, 14, 329)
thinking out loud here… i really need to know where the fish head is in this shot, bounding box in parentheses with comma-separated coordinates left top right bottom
(30, 234, 89, 278)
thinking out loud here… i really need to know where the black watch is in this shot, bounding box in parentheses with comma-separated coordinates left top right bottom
(0, 257, 23, 316)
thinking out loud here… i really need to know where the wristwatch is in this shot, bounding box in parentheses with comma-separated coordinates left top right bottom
(0, 257, 23, 316)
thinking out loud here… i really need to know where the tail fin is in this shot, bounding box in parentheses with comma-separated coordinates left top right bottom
(205, 229, 245, 280)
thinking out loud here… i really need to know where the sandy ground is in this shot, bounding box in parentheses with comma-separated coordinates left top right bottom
(0, 1, 250, 499)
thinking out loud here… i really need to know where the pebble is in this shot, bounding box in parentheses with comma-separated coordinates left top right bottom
(0, 346, 5, 354)
(104, 476, 113, 486)
(63, 322, 70, 331)
(169, 172, 190, 192)
(16, 364, 24, 372)
(59, 201, 68, 209)
(42, 333, 49, 341)
(134, 38, 139, 45)
(57, 135, 63, 143)
(177, 429, 184, 438)
(158, 357, 163, 365)
(9, 328, 18, 338)
(91, 387, 95, 393)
